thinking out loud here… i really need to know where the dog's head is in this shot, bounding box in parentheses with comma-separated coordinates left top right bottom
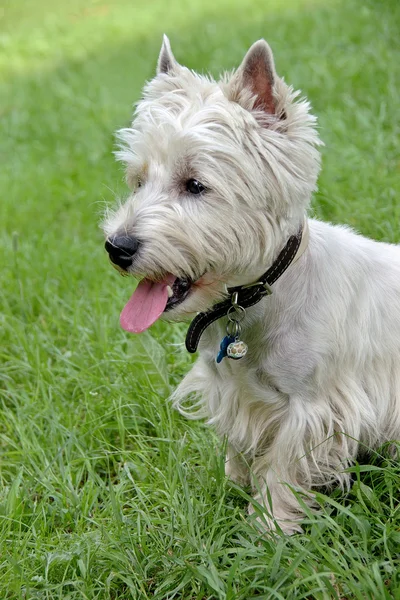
(103, 36, 321, 333)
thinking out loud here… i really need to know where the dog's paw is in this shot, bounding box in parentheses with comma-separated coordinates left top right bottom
(248, 502, 303, 535)
(225, 455, 250, 486)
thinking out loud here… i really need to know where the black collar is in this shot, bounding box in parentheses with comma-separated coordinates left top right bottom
(185, 226, 303, 353)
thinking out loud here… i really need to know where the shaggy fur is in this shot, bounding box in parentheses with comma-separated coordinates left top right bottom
(104, 36, 400, 533)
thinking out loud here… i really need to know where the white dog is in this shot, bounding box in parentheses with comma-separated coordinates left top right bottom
(104, 36, 400, 533)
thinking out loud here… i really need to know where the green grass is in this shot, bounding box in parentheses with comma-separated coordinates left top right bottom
(1, 0, 400, 597)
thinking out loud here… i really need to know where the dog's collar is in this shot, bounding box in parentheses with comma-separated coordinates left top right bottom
(185, 219, 308, 353)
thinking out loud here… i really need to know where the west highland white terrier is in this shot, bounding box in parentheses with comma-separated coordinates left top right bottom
(104, 36, 400, 533)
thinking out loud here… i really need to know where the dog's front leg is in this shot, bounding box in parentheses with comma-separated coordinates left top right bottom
(225, 443, 251, 486)
(248, 455, 310, 535)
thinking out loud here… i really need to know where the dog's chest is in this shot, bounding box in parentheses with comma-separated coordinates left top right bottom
(193, 322, 302, 448)
(201, 316, 311, 397)
(192, 350, 289, 451)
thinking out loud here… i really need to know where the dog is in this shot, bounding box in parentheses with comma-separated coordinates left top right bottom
(103, 36, 400, 534)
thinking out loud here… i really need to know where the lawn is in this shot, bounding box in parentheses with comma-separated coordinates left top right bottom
(1, 0, 400, 598)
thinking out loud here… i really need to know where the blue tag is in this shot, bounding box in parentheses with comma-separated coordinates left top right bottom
(216, 335, 235, 363)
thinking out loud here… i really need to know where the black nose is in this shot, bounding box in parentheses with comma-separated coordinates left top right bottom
(105, 235, 140, 269)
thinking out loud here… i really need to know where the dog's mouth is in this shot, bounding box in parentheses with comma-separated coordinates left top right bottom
(164, 276, 193, 312)
(119, 273, 194, 334)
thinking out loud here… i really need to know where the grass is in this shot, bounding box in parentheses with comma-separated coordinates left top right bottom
(1, 0, 400, 597)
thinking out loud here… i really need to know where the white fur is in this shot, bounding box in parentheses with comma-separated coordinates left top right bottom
(104, 38, 400, 533)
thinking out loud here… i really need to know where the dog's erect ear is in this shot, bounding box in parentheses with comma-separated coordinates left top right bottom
(233, 40, 277, 114)
(157, 35, 179, 75)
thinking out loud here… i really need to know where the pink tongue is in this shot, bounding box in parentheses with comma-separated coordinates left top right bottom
(120, 275, 176, 333)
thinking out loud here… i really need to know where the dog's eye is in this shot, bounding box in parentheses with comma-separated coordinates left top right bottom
(137, 177, 142, 188)
(186, 179, 206, 195)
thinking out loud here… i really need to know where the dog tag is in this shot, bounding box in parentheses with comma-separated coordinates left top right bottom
(216, 335, 235, 363)
(227, 340, 248, 360)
